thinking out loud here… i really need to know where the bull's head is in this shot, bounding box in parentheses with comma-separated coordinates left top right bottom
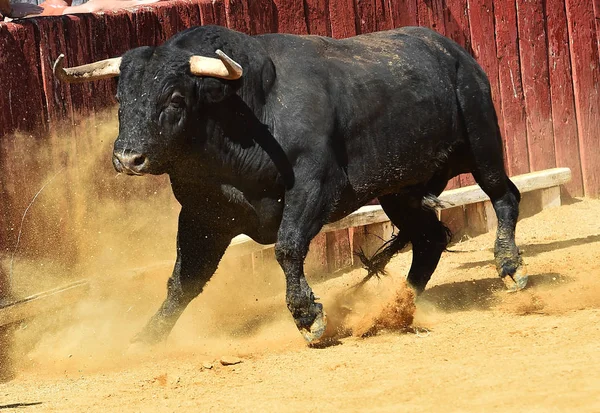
(53, 47, 243, 175)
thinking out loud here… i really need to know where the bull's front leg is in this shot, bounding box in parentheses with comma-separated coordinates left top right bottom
(133, 207, 233, 345)
(275, 185, 329, 343)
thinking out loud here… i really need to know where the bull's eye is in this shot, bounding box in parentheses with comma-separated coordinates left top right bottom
(169, 92, 186, 109)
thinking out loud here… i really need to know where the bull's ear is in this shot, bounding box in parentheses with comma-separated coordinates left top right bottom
(198, 77, 239, 104)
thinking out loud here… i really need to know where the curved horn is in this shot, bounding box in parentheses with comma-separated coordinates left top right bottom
(189, 49, 243, 80)
(53, 54, 122, 83)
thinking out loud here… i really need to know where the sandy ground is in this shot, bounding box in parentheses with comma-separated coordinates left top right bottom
(2, 198, 600, 412)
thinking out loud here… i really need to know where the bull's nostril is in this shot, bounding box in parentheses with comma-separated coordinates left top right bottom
(132, 155, 146, 167)
(113, 151, 148, 175)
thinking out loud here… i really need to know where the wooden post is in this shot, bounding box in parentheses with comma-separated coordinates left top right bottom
(540, 186, 561, 209)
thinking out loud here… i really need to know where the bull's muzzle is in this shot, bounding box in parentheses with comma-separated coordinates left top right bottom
(113, 151, 148, 176)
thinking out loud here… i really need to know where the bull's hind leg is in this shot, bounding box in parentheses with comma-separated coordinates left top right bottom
(476, 173, 527, 291)
(374, 193, 451, 293)
(455, 64, 527, 291)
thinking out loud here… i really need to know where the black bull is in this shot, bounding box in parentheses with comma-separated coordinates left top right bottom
(54, 25, 527, 344)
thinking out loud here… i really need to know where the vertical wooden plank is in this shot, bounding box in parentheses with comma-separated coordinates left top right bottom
(105, 10, 136, 56)
(305, 0, 331, 35)
(440, 206, 466, 241)
(272, 0, 309, 34)
(516, 0, 556, 172)
(198, 0, 227, 26)
(465, 202, 488, 236)
(565, 0, 600, 196)
(545, 0, 584, 196)
(248, 0, 277, 34)
(87, 13, 118, 112)
(329, 0, 357, 38)
(224, 0, 250, 33)
(199, 0, 217, 25)
(418, 0, 446, 35)
(355, 0, 376, 34)
(467, 0, 502, 129)
(445, 0, 471, 51)
(33, 17, 73, 129)
(305, 233, 329, 276)
(356, 221, 395, 264)
(351, 226, 368, 268)
(2, 22, 46, 135)
(390, 0, 418, 27)
(374, 0, 392, 31)
(132, 5, 161, 47)
(494, 0, 530, 176)
(326, 229, 353, 273)
(63, 15, 95, 118)
(594, 0, 600, 58)
(212, 0, 229, 27)
(153, 0, 201, 41)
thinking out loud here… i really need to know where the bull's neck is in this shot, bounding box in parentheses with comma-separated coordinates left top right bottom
(203, 95, 291, 194)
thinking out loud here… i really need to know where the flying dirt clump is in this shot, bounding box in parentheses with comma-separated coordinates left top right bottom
(323, 278, 416, 339)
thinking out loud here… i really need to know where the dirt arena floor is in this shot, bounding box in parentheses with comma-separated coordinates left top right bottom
(2, 197, 600, 412)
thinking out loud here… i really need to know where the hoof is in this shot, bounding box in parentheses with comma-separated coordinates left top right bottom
(126, 341, 154, 356)
(502, 265, 528, 292)
(299, 310, 327, 343)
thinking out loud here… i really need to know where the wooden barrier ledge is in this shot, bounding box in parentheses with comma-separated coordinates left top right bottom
(0, 280, 89, 328)
(226, 167, 572, 258)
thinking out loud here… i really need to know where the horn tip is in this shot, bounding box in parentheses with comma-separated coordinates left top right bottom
(53, 54, 65, 76)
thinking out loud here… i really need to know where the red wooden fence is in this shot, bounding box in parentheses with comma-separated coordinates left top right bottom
(0, 0, 599, 259)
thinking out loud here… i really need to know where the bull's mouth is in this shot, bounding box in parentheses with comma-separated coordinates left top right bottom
(112, 152, 148, 176)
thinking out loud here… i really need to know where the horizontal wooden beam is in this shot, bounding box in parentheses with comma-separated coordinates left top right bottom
(438, 167, 572, 207)
(0, 280, 89, 327)
(225, 168, 571, 257)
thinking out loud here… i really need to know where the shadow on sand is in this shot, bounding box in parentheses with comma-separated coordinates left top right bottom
(455, 234, 600, 270)
(0, 402, 43, 409)
(419, 272, 572, 312)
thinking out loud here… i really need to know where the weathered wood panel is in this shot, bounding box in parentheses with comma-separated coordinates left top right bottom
(418, 0, 445, 35)
(328, 0, 357, 38)
(516, 0, 556, 172)
(272, 0, 308, 34)
(224, 0, 250, 34)
(565, 0, 600, 196)
(305, 0, 331, 35)
(0, 23, 46, 134)
(356, 0, 377, 34)
(248, 0, 277, 34)
(389, 0, 418, 27)
(494, 0, 530, 176)
(545, 0, 584, 196)
(374, 0, 392, 31)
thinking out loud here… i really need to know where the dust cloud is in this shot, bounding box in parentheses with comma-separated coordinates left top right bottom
(1, 111, 417, 377)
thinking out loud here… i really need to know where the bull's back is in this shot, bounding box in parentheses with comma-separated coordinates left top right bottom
(260, 28, 470, 202)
